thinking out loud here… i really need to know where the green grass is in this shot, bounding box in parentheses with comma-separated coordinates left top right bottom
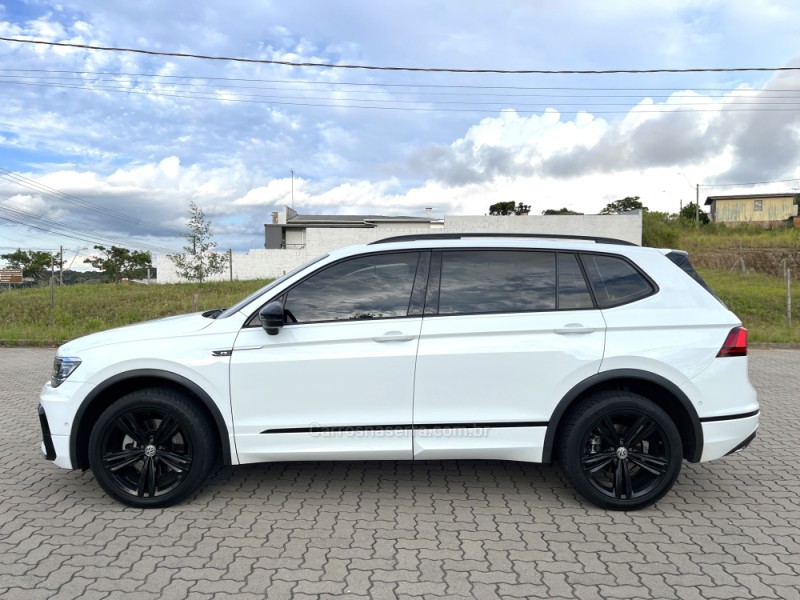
(0, 280, 270, 344)
(642, 210, 800, 250)
(698, 269, 800, 343)
(677, 226, 800, 251)
(1, 271, 798, 344)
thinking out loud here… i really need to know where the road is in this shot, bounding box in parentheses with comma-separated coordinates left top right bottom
(1, 348, 798, 599)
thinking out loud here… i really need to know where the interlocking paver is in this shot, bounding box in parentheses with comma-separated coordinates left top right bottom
(2, 347, 800, 599)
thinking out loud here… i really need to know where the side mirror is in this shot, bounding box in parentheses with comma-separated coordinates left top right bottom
(259, 301, 285, 335)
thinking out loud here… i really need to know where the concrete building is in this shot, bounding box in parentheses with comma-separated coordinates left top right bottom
(156, 208, 642, 283)
(704, 193, 798, 227)
(264, 206, 441, 250)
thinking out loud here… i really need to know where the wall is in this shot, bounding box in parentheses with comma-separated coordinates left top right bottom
(444, 214, 641, 243)
(155, 213, 642, 283)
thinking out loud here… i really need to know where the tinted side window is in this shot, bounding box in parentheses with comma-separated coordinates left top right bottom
(438, 251, 556, 315)
(580, 254, 654, 308)
(558, 253, 593, 309)
(285, 252, 419, 323)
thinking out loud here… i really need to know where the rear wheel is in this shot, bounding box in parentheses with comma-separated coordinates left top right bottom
(88, 388, 216, 508)
(558, 391, 682, 510)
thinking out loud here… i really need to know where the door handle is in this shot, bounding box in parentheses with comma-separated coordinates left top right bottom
(373, 331, 416, 343)
(554, 324, 597, 334)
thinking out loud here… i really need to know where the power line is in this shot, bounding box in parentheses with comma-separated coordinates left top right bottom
(4, 68, 799, 116)
(0, 169, 185, 237)
(4, 68, 800, 93)
(2, 37, 800, 75)
(2, 73, 800, 104)
(0, 172, 183, 253)
(4, 79, 800, 114)
(6, 76, 800, 107)
(0, 212, 172, 251)
(0, 203, 179, 254)
(703, 177, 800, 188)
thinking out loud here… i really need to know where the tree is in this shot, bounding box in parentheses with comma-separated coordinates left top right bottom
(514, 202, 531, 215)
(679, 202, 710, 225)
(0, 249, 62, 281)
(600, 196, 644, 215)
(490, 201, 531, 216)
(542, 207, 582, 215)
(84, 245, 152, 283)
(489, 201, 516, 215)
(168, 202, 229, 282)
(642, 211, 679, 248)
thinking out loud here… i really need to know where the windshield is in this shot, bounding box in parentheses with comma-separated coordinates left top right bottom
(217, 254, 329, 319)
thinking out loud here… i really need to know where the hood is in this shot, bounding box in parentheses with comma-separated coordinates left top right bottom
(58, 312, 216, 355)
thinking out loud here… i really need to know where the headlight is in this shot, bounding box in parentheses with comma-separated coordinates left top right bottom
(52, 357, 81, 388)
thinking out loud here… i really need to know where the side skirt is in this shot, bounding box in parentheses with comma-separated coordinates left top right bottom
(236, 422, 547, 464)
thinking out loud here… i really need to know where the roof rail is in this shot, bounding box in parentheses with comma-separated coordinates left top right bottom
(369, 233, 637, 246)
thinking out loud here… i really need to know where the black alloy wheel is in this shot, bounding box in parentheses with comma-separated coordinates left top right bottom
(89, 388, 215, 508)
(559, 391, 683, 510)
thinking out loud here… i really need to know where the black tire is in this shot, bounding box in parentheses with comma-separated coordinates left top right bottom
(88, 388, 216, 508)
(558, 391, 682, 511)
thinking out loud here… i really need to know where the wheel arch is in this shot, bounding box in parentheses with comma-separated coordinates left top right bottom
(542, 369, 703, 464)
(70, 369, 233, 470)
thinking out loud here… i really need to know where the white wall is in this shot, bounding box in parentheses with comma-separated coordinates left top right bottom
(445, 213, 641, 243)
(155, 213, 642, 283)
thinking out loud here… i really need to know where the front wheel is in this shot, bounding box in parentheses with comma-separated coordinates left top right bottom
(558, 391, 683, 511)
(88, 388, 216, 508)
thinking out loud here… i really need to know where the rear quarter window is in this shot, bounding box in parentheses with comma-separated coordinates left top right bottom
(665, 251, 724, 304)
(580, 254, 655, 308)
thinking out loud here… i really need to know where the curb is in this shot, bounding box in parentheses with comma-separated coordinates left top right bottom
(0, 340, 62, 347)
(750, 342, 800, 349)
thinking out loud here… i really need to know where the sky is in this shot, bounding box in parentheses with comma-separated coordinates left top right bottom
(1, 0, 800, 265)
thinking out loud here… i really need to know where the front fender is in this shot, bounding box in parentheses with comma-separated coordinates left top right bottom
(69, 368, 235, 469)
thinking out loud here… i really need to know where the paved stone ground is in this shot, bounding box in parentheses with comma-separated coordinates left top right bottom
(1, 348, 798, 599)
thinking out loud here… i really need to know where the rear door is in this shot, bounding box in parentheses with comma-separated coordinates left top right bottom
(412, 250, 606, 462)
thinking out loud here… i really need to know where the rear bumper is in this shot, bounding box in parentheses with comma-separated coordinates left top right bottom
(700, 411, 759, 462)
(725, 431, 756, 456)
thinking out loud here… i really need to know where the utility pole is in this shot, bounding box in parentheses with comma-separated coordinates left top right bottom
(59, 245, 63, 285)
(677, 172, 700, 223)
(49, 255, 55, 309)
(696, 184, 700, 225)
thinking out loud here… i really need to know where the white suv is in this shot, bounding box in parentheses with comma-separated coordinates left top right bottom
(39, 234, 759, 510)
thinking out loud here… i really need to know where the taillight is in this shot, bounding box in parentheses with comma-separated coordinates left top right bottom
(717, 327, 747, 357)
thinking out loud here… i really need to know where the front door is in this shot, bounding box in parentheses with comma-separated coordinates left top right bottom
(230, 251, 424, 463)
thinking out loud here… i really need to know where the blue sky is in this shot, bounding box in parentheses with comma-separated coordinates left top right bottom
(1, 0, 800, 260)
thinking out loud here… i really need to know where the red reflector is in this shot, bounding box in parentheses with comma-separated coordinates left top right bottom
(717, 327, 747, 357)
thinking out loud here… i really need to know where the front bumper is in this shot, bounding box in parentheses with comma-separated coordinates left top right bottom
(38, 404, 56, 460)
(37, 403, 73, 469)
